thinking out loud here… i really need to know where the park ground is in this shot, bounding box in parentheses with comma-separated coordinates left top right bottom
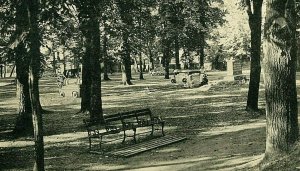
(0, 71, 300, 171)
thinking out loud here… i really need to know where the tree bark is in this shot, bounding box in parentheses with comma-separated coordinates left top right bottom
(139, 51, 144, 80)
(52, 51, 56, 75)
(246, 0, 263, 112)
(88, 18, 104, 121)
(76, 3, 104, 121)
(121, 32, 133, 85)
(80, 37, 92, 113)
(174, 34, 180, 69)
(14, 44, 33, 135)
(262, 0, 299, 162)
(164, 41, 171, 79)
(103, 34, 110, 81)
(199, 32, 205, 68)
(198, 0, 206, 68)
(14, 1, 33, 135)
(27, 0, 44, 170)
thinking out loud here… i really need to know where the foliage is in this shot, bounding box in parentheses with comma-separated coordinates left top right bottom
(210, 1, 250, 61)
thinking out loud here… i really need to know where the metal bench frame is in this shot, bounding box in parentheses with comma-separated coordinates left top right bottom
(83, 108, 165, 151)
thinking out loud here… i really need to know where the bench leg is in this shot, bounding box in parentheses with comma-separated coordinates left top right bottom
(99, 135, 103, 150)
(133, 128, 137, 143)
(122, 130, 126, 144)
(161, 122, 165, 136)
(88, 137, 92, 151)
(151, 124, 154, 136)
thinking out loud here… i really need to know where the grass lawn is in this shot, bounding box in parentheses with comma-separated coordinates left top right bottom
(0, 71, 299, 170)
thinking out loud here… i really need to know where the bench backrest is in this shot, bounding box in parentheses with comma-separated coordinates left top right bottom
(104, 113, 122, 123)
(120, 108, 152, 121)
(83, 108, 153, 129)
(83, 113, 121, 128)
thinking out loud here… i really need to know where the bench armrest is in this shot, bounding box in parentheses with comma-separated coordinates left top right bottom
(105, 125, 120, 131)
(152, 116, 164, 123)
(122, 121, 137, 129)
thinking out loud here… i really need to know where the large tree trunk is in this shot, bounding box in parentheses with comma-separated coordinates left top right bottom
(27, 0, 44, 170)
(262, 0, 299, 163)
(76, 3, 104, 121)
(88, 18, 104, 121)
(80, 40, 92, 113)
(246, 0, 263, 112)
(14, 45, 33, 135)
(13, 0, 33, 136)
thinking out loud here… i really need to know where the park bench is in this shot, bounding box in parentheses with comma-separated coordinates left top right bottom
(83, 108, 165, 151)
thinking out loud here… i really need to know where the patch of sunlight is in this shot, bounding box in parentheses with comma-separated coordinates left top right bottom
(199, 120, 265, 137)
(0, 132, 86, 148)
(209, 101, 246, 107)
(241, 88, 265, 92)
(164, 106, 187, 109)
(0, 83, 10, 86)
(0, 110, 16, 116)
(165, 115, 198, 119)
(40, 92, 58, 96)
(84, 156, 212, 171)
(45, 156, 69, 160)
(296, 80, 300, 85)
(155, 147, 181, 153)
(44, 132, 86, 144)
(218, 154, 264, 171)
(198, 84, 212, 91)
(208, 111, 225, 114)
(0, 99, 17, 106)
(178, 94, 240, 100)
(0, 104, 17, 110)
(103, 94, 147, 101)
(0, 140, 34, 148)
(65, 104, 81, 109)
(103, 103, 137, 108)
(84, 164, 127, 171)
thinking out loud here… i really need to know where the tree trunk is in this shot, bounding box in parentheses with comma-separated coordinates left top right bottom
(52, 51, 56, 75)
(139, 51, 144, 80)
(103, 34, 110, 81)
(80, 34, 92, 113)
(164, 41, 171, 79)
(62, 47, 66, 73)
(14, 0, 33, 136)
(262, 0, 299, 162)
(88, 18, 104, 121)
(121, 32, 133, 85)
(14, 45, 33, 135)
(76, 4, 104, 122)
(199, 32, 205, 68)
(27, 0, 44, 170)
(246, 0, 263, 112)
(198, 0, 206, 68)
(175, 35, 180, 69)
(148, 42, 154, 72)
(297, 33, 300, 70)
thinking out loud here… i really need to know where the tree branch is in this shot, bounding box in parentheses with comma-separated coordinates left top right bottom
(245, 0, 253, 17)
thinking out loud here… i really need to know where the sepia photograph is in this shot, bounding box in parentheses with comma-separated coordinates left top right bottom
(0, 0, 300, 170)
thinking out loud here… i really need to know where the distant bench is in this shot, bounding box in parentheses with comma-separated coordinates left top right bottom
(83, 108, 165, 151)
